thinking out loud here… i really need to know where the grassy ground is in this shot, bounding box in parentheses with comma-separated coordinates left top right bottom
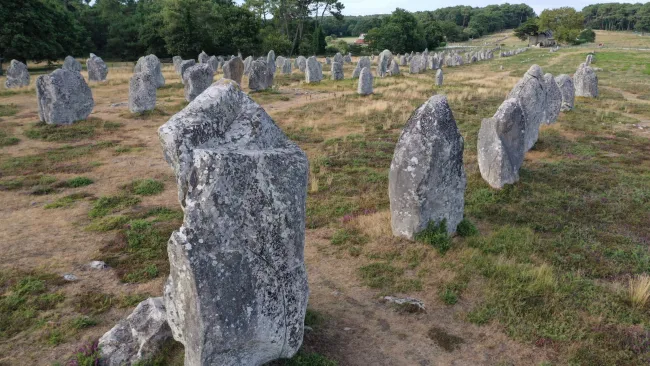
(1, 31, 650, 365)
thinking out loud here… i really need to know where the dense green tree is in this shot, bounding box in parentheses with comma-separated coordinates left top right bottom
(365, 9, 426, 53)
(514, 18, 540, 41)
(539, 7, 584, 44)
(312, 26, 326, 54)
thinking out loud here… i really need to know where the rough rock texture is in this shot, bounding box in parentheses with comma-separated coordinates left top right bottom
(129, 72, 156, 113)
(344, 54, 352, 63)
(223, 57, 244, 85)
(543, 73, 562, 125)
(352, 66, 361, 79)
(63, 56, 82, 73)
(87, 54, 108, 82)
(183, 64, 214, 102)
(435, 69, 443, 86)
(389, 95, 466, 239)
(135, 54, 165, 88)
(36, 69, 94, 125)
(158, 79, 309, 366)
(574, 63, 598, 98)
(357, 67, 373, 96)
(296, 56, 307, 72)
(267, 50, 276, 75)
(357, 56, 371, 71)
(555, 74, 575, 111)
(477, 98, 526, 189)
(5, 60, 30, 88)
(377, 50, 392, 77)
(207, 56, 219, 73)
(331, 62, 344, 80)
(99, 297, 172, 366)
(249, 60, 273, 91)
(179, 60, 196, 84)
(173, 56, 182, 74)
(585, 54, 593, 65)
(282, 61, 292, 75)
(198, 51, 209, 64)
(305, 56, 322, 83)
(409, 55, 421, 74)
(334, 53, 344, 64)
(388, 61, 400, 76)
(400, 55, 407, 66)
(506, 65, 546, 151)
(243, 56, 253, 76)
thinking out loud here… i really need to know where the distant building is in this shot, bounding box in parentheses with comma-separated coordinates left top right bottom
(355, 34, 367, 45)
(528, 30, 556, 47)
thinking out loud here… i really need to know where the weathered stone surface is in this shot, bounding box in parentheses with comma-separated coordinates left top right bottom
(63, 56, 82, 73)
(249, 60, 273, 91)
(435, 69, 443, 86)
(135, 54, 165, 88)
(477, 98, 526, 189)
(243, 56, 253, 76)
(357, 67, 373, 96)
(87, 54, 108, 82)
(388, 60, 400, 76)
(409, 55, 421, 74)
(198, 51, 209, 64)
(400, 55, 407, 66)
(344, 53, 352, 63)
(296, 56, 307, 72)
(207, 56, 219, 73)
(183, 64, 214, 102)
(158, 79, 309, 366)
(352, 66, 361, 79)
(36, 69, 94, 125)
(5, 60, 30, 88)
(389, 95, 466, 239)
(585, 54, 593, 65)
(334, 53, 343, 64)
(574, 63, 598, 98)
(543, 73, 562, 125)
(99, 297, 172, 366)
(555, 74, 574, 111)
(173, 56, 182, 74)
(267, 50, 276, 75)
(223, 57, 244, 85)
(129, 72, 156, 113)
(330, 62, 344, 80)
(305, 56, 322, 83)
(282, 60, 292, 75)
(179, 60, 196, 84)
(277, 56, 286, 68)
(507, 65, 546, 151)
(377, 49, 392, 78)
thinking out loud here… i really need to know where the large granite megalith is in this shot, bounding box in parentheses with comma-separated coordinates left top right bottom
(129, 72, 156, 113)
(305, 56, 322, 83)
(36, 69, 94, 125)
(63, 56, 82, 73)
(158, 79, 309, 366)
(223, 57, 244, 85)
(477, 98, 526, 189)
(249, 60, 273, 91)
(377, 49, 392, 78)
(183, 64, 214, 102)
(507, 65, 546, 151)
(389, 95, 466, 239)
(555, 74, 575, 111)
(135, 54, 165, 88)
(87, 53, 108, 82)
(357, 67, 373, 95)
(5, 60, 30, 88)
(574, 62, 598, 98)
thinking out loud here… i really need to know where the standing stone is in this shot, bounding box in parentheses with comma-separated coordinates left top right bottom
(207, 56, 219, 73)
(249, 60, 273, 91)
(585, 54, 593, 65)
(282, 61, 292, 75)
(277, 56, 286, 69)
(135, 54, 165, 88)
(555, 74, 575, 111)
(179, 60, 196, 84)
(377, 50, 392, 78)
(331, 62, 344, 80)
(87, 54, 108, 82)
(267, 50, 276, 75)
(388, 61, 400, 76)
(129, 72, 157, 113)
(344, 53, 352, 63)
(543, 73, 562, 125)
(305, 56, 322, 83)
(173, 56, 182, 74)
(435, 69, 443, 86)
(389, 95, 466, 239)
(507, 65, 546, 151)
(357, 67, 373, 96)
(36, 69, 94, 125)
(325, 57, 331, 65)
(183, 64, 214, 102)
(63, 56, 82, 73)
(357, 56, 371, 71)
(99, 297, 172, 366)
(296, 56, 307, 72)
(409, 55, 421, 74)
(158, 79, 309, 366)
(5, 60, 30, 88)
(243, 56, 253, 76)
(400, 55, 407, 66)
(334, 53, 344, 64)
(574, 63, 598, 98)
(223, 57, 244, 85)
(352, 67, 361, 79)
(477, 98, 526, 189)
(198, 51, 209, 64)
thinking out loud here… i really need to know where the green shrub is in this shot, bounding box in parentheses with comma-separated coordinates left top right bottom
(414, 219, 451, 254)
(456, 219, 479, 237)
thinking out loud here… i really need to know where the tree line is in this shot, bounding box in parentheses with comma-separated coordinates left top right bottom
(0, 0, 648, 64)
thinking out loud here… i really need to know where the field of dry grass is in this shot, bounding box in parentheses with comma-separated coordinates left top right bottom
(1, 30, 650, 365)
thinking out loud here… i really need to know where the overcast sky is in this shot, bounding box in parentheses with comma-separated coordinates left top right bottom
(338, 0, 617, 16)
